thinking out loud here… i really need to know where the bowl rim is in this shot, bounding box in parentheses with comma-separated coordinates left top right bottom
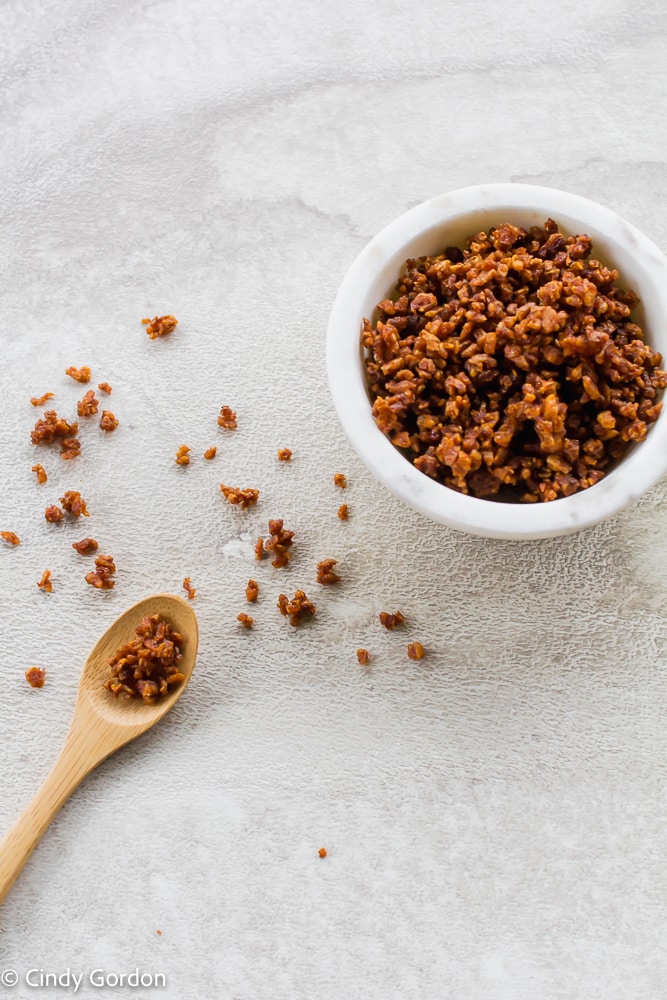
(326, 183, 667, 540)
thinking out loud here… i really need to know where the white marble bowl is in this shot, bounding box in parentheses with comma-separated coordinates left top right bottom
(327, 184, 667, 539)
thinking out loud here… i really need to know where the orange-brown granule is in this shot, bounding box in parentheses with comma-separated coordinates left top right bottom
(77, 389, 99, 417)
(65, 366, 91, 384)
(104, 613, 185, 702)
(217, 405, 237, 430)
(37, 569, 53, 593)
(277, 448, 292, 462)
(237, 612, 254, 629)
(246, 579, 259, 602)
(175, 444, 191, 466)
(85, 554, 116, 590)
(31, 410, 78, 445)
(407, 642, 425, 660)
(45, 505, 63, 523)
(60, 437, 81, 460)
(183, 577, 196, 600)
(254, 538, 265, 560)
(318, 848, 328, 859)
(220, 484, 259, 510)
(60, 491, 90, 517)
(277, 590, 316, 626)
(32, 464, 47, 484)
(203, 446, 217, 460)
(356, 648, 370, 665)
(31, 392, 54, 406)
(142, 315, 178, 339)
(316, 558, 340, 585)
(1, 531, 20, 546)
(72, 537, 98, 555)
(256, 519, 294, 568)
(333, 473, 347, 488)
(99, 410, 119, 433)
(337, 503, 349, 520)
(379, 611, 405, 630)
(25, 667, 46, 688)
(98, 382, 112, 394)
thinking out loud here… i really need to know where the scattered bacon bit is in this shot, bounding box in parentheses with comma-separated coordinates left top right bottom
(45, 505, 64, 523)
(203, 446, 217, 460)
(337, 503, 349, 521)
(98, 382, 112, 394)
(99, 410, 119, 433)
(142, 315, 178, 339)
(237, 612, 254, 629)
(333, 473, 347, 489)
(37, 569, 53, 593)
(60, 437, 81, 460)
(31, 392, 54, 406)
(31, 410, 78, 445)
(277, 448, 292, 462)
(257, 519, 294, 568)
(217, 406, 237, 430)
(25, 667, 45, 688)
(220, 484, 259, 510)
(175, 444, 191, 466)
(60, 491, 90, 517)
(1, 531, 20, 546)
(316, 558, 340, 585)
(156, 930, 162, 936)
(254, 538, 265, 560)
(32, 464, 47, 484)
(65, 366, 91, 384)
(277, 590, 316, 626)
(77, 389, 99, 417)
(85, 554, 116, 590)
(72, 537, 99, 555)
(379, 611, 405, 630)
(246, 579, 259, 602)
(407, 642, 425, 660)
(183, 577, 196, 600)
(318, 848, 327, 859)
(356, 648, 370, 665)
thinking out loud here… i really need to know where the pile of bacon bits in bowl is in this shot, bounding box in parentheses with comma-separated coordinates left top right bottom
(104, 613, 185, 703)
(362, 220, 667, 502)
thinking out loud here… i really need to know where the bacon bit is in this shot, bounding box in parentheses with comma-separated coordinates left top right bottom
(60, 438, 81, 460)
(45, 505, 64, 523)
(72, 537, 98, 555)
(1, 531, 20, 546)
(31, 410, 78, 445)
(85, 554, 116, 589)
(98, 382, 112, 394)
(183, 577, 196, 600)
(60, 491, 90, 517)
(65, 366, 91, 384)
(31, 392, 54, 406)
(237, 612, 254, 629)
(175, 445, 191, 466)
(337, 503, 349, 521)
(254, 538, 265, 560)
(32, 464, 47, 484)
(203, 446, 217, 460)
(258, 519, 294, 568)
(356, 648, 370, 665)
(318, 847, 327, 859)
(333, 473, 347, 489)
(99, 410, 119, 433)
(246, 578, 259, 602)
(25, 667, 46, 688)
(316, 558, 340, 585)
(156, 930, 162, 937)
(379, 611, 405, 630)
(407, 642, 425, 660)
(37, 569, 53, 593)
(220, 484, 259, 510)
(142, 315, 178, 339)
(277, 590, 316, 626)
(217, 406, 237, 430)
(277, 448, 292, 462)
(77, 390, 99, 417)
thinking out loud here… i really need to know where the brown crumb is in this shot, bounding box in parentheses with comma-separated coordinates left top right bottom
(333, 473, 347, 489)
(77, 389, 99, 417)
(246, 578, 259, 602)
(45, 505, 64, 523)
(98, 382, 112, 395)
(379, 611, 405, 630)
(254, 538, 265, 561)
(60, 437, 81, 460)
(237, 612, 254, 629)
(72, 537, 99, 556)
(142, 315, 178, 340)
(337, 503, 349, 521)
(65, 366, 91, 384)
(105, 612, 184, 702)
(407, 641, 425, 660)
(318, 847, 327, 859)
(316, 558, 340, 585)
(85, 554, 116, 590)
(156, 930, 162, 936)
(220, 484, 259, 510)
(25, 667, 45, 688)
(175, 444, 191, 466)
(99, 410, 119, 433)
(31, 463, 47, 484)
(203, 446, 217, 460)
(356, 648, 370, 665)
(37, 569, 53, 593)
(257, 519, 294, 568)
(31, 392, 54, 406)
(60, 490, 90, 517)
(1, 531, 20, 546)
(217, 405, 237, 430)
(277, 448, 292, 462)
(277, 589, 316, 626)
(31, 409, 78, 446)
(183, 577, 196, 600)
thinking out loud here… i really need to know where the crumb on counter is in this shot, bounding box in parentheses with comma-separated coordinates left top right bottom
(183, 577, 196, 600)
(1, 531, 20, 546)
(65, 366, 91, 384)
(32, 464, 47, 484)
(60, 490, 90, 517)
(217, 405, 237, 430)
(246, 579, 259, 602)
(25, 667, 46, 688)
(45, 504, 64, 523)
(318, 848, 327, 859)
(220, 484, 259, 510)
(379, 611, 405, 630)
(237, 612, 254, 629)
(277, 590, 316, 626)
(142, 315, 178, 339)
(257, 519, 294, 568)
(105, 613, 184, 702)
(31, 410, 78, 446)
(407, 642, 425, 660)
(277, 448, 292, 462)
(37, 569, 53, 593)
(98, 382, 112, 394)
(31, 392, 54, 406)
(203, 446, 217, 460)
(60, 437, 81, 460)
(175, 444, 191, 466)
(72, 537, 98, 555)
(337, 503, 349, 521)
(99, 410, 119, 433)
(85, 554, 116, 590)
(316, 558, 340, 585)
(356, 648, 370, 665)
(77, 390, 99, 417)
(333, 473, 347, 489)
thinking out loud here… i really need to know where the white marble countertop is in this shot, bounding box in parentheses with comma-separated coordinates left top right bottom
(1, 2, 667, 998)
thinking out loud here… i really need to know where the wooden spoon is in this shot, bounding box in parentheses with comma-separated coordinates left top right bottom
(0, 593, 198, 905)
